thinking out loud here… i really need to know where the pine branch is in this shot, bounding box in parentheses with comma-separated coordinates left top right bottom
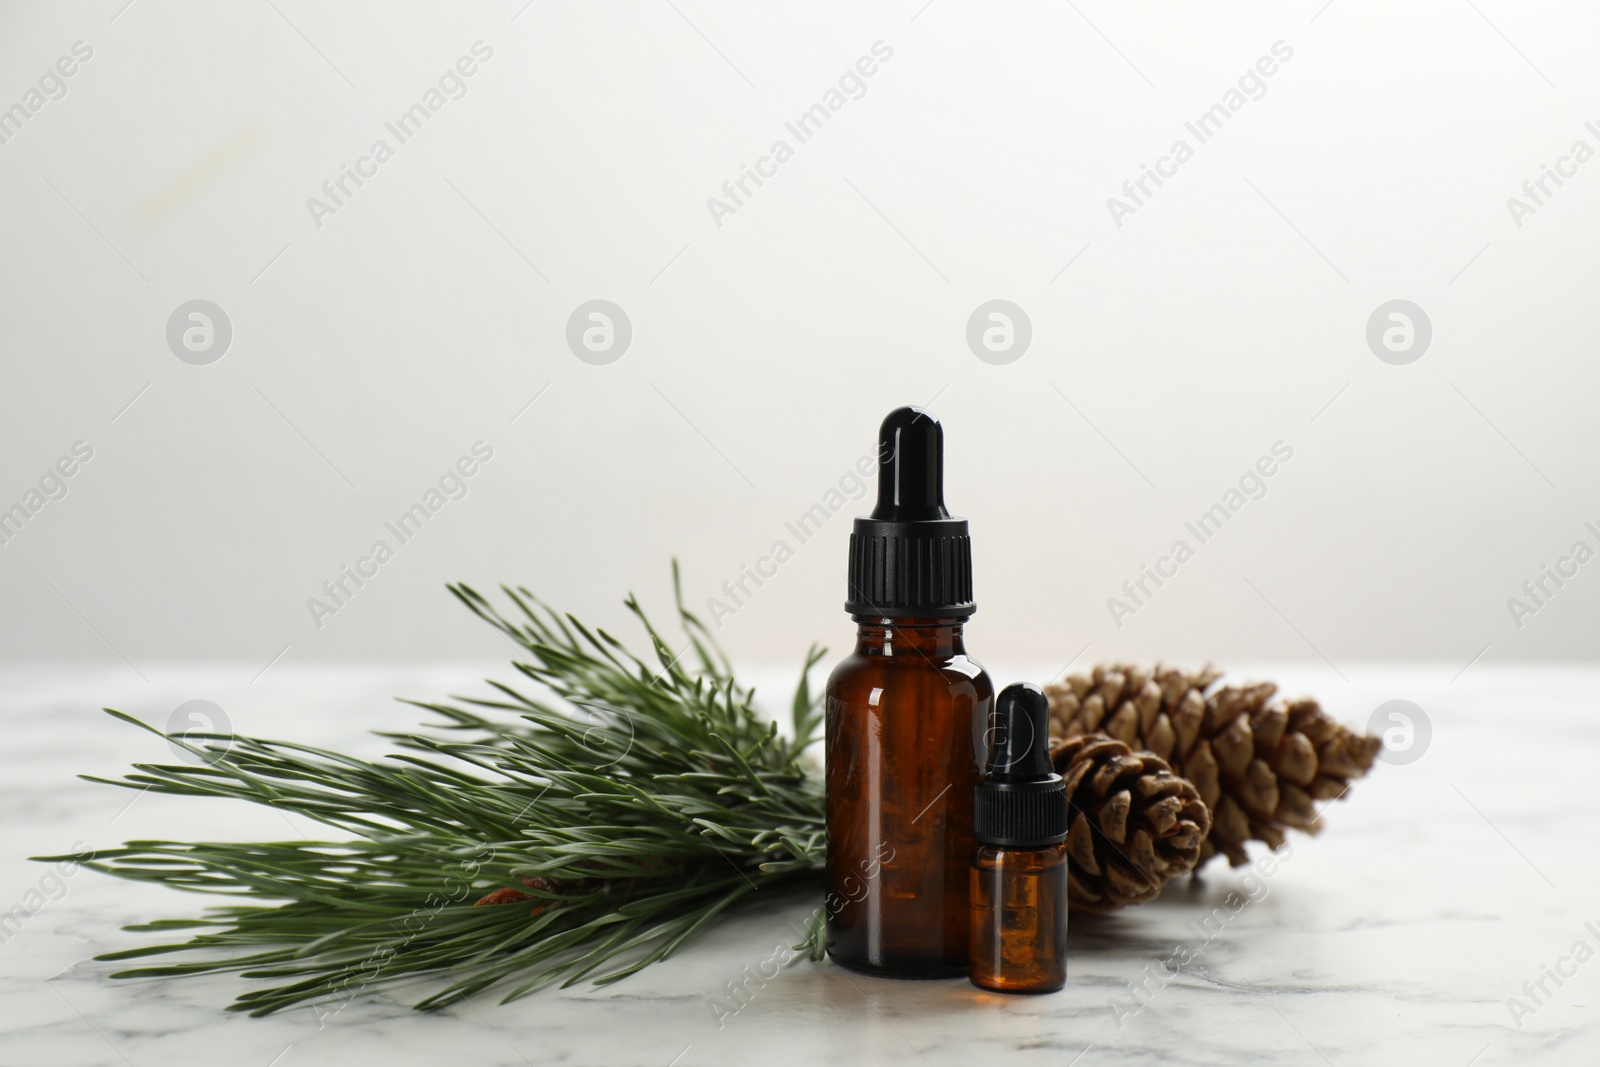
(37, 568, 828, 1014)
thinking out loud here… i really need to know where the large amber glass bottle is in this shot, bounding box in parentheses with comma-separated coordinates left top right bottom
(825, 407, 992, 977)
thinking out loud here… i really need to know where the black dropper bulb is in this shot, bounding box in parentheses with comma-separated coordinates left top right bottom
(975, 683, 1068, 848)
(844, 405, 974, 619)
(986, 683, 1053, 779)
(871, 406, 950, 523)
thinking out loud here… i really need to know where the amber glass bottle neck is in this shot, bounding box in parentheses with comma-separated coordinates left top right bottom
(853, 618, 967, 658)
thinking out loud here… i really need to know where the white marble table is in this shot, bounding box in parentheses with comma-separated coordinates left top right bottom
(3, 663, 1596, 1066)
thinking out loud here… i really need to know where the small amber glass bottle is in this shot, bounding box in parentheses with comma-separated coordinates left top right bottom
(969, 683, 1068, 993)
(826, 407, 992, 978)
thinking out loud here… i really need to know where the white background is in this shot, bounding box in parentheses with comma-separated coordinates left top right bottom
(2, 0, 1597, 684)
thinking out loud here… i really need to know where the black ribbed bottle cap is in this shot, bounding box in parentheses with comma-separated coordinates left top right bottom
(975, 683, 1068, 848)
(843, 406, 975, 620)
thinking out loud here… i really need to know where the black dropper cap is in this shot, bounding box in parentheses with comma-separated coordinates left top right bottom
(843, 406, 975, 619)
(975, 683, 1069, 848)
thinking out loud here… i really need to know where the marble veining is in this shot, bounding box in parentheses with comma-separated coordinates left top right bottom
(2, 664, 1597, 1066)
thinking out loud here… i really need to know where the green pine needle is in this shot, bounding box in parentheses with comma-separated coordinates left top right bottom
(36, 564, 829, 1014)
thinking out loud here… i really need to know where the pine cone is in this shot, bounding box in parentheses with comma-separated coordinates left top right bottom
(1046, 664, 1382, 869)
(1050, 733, 1211, 914)
(472, 875, 564, 911)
